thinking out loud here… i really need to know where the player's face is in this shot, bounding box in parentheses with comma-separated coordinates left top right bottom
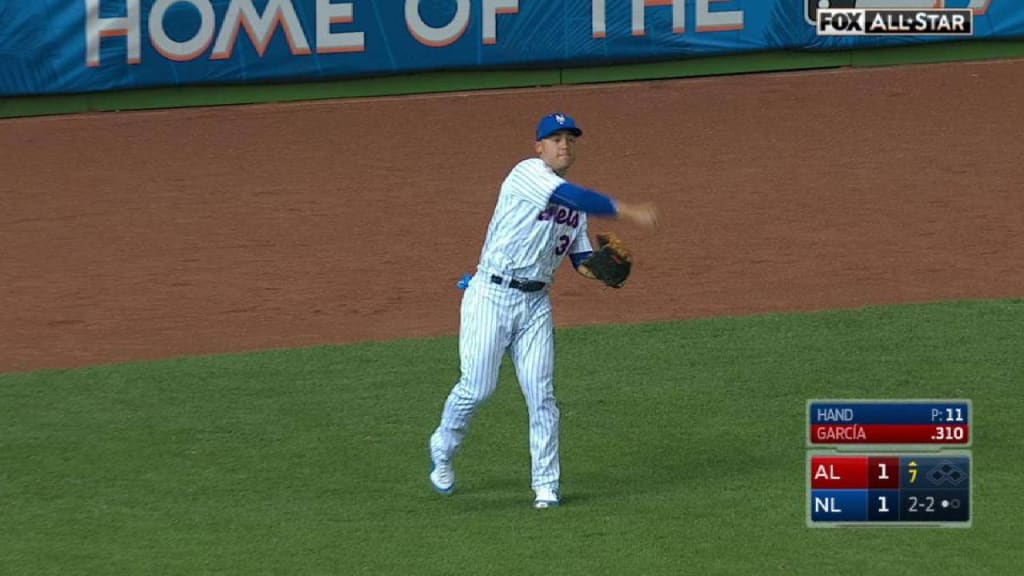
(536, 131, 577, 175)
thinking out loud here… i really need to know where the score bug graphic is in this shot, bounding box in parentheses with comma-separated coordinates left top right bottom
(805, 399, 972, 528)
(807, 453, 972, 526)
(807, 399, 972, 447)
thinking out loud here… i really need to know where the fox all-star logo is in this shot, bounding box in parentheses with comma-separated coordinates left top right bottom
(537, 205, 580, 228)
(805, 0, 994, 25)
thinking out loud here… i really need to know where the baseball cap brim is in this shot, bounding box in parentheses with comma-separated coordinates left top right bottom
(537, 126, 583, 140)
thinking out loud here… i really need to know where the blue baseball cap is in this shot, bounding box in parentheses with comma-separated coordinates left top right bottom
(536, 113, 583, 141)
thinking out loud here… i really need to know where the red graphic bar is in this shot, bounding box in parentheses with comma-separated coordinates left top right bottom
(810, 456, 868, 489)
(810, 424, 970, 444)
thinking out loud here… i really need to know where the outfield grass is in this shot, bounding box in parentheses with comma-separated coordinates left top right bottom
(2, 300, 1021, 575)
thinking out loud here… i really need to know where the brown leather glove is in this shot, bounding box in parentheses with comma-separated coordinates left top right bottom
(582, 233, 632, 288)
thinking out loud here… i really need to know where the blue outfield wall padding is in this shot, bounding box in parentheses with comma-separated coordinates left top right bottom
(3, 40, 1024, 119)
(2, 1, 1022, 97)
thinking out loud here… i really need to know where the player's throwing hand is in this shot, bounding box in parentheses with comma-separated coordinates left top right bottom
(615, 201, 658, 229)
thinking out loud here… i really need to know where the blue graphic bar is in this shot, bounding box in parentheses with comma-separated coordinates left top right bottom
(809, 400, 971, 425)
(809, 489, 868, 522)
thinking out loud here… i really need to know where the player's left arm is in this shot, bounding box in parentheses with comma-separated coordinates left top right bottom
(568, 219, 597, 279)
(573, 255, 597, 279)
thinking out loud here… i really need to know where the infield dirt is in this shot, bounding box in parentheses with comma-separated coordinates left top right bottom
(2, 59, 1022, 373)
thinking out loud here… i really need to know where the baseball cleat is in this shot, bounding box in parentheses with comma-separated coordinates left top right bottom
(533, 487, 560, 509)
(430, 459, 455, 495)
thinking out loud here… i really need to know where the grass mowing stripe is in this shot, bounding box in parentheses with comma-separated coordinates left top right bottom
(1, 299, 1021, 575)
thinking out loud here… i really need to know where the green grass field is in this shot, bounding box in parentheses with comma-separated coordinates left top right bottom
(2, 300, 1021, 575)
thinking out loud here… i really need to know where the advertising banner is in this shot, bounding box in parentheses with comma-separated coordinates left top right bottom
(0, 1, 1020, 96)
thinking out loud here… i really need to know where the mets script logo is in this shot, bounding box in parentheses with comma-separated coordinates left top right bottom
(537, 205, 580, 228)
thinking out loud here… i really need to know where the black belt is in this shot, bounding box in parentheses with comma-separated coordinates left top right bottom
(491, 275, 546, 293)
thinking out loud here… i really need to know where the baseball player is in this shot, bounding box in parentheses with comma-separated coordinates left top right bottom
(428, 112, 657, 509)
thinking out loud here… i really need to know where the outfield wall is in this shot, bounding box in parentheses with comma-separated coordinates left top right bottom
(1, 1, 1023, 118)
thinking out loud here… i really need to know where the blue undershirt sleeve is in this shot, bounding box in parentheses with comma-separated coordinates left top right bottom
(550, 183, 618, 216)
(570, 251, 594, 269)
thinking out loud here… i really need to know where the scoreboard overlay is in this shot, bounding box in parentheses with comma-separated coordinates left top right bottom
(806, 451, 972, 527)
(805, 400, 972, 528)
(807, 399, 972, 448)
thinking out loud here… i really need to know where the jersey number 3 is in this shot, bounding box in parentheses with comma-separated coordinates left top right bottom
(555, 235, 570, 255)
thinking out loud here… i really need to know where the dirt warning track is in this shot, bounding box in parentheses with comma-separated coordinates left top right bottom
(1, 59, 1022, 373)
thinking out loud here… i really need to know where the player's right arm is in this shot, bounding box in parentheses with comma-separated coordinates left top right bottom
(551, 184, 657, 228)
(611, 200, 658, 228)
(506, 159, 657, 228)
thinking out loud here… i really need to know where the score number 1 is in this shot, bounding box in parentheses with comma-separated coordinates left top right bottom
(876, 460, 893, 513)
(877, 460, 891, 480)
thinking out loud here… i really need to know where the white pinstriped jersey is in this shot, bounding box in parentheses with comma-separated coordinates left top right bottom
(477, 158, 593, 285)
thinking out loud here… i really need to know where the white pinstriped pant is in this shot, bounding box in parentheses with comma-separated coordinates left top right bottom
(430, 276, 560, 491)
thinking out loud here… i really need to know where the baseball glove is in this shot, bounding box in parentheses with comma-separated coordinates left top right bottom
(583, 233, 632, 288)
